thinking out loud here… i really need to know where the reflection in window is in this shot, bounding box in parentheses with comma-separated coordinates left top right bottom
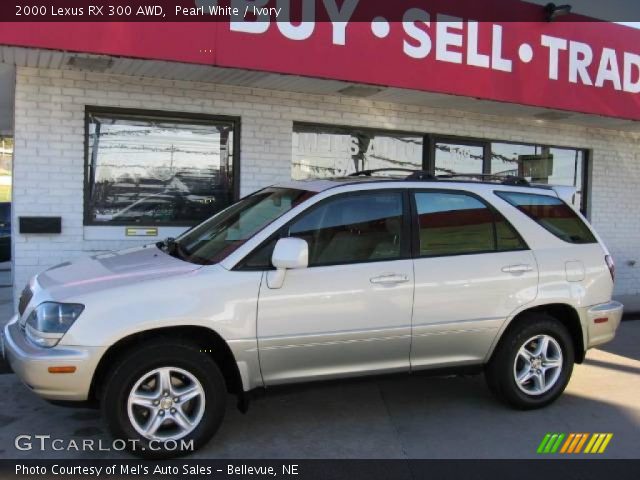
(86, 110, 235, 225)
(176, 188, 314, 265)
(491, 143, 584, 209)
(292, 124, 422, 179)
(490, 143, 538, 177)
(435, 142, 483, 175)
(495, 214, 527, 251)
(414, 192, 496, 256)
(548, 148, 584, 209)
(496, 192, 596, 244)
(289, 192, 405, 266)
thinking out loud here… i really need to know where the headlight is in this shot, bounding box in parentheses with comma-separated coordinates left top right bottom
(25, 302, 84, 348)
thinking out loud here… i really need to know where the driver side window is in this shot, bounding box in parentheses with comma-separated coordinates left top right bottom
(240, 191, 407, 269)
(290, 191, 406, 267)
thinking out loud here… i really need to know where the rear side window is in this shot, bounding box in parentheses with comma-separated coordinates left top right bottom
(495, 215, 526, 251)
(495, 191, 596, 244)
(413, 192, 526, 257)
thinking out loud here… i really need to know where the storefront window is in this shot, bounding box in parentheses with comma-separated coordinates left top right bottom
(434, 142, 484, 175)
(291, 124, 587, 212)
(85, 109, 237, 225)
(490, 143, 538, 177)
(548, 148, 585, 209)
(292, 124, 423, 179)
(491, 143, 585, 209)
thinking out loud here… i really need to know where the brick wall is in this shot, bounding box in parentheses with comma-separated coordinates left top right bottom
(12, 66, 640, 309)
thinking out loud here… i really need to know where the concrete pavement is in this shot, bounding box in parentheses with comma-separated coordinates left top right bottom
(0, 320, 638, 459)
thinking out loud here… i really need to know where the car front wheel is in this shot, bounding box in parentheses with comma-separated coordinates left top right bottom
(102, 340, 226, 458)
(486, 313, 575, 409)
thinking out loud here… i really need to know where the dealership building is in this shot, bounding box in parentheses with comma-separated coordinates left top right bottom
(0, 1, 638, 311)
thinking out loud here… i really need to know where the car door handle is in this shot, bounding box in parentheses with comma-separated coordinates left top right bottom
(501, 264, 533, 273)
(370, 274, 409, 285)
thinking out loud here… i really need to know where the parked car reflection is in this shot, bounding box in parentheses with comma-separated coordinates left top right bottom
(93, 192, 222, 224)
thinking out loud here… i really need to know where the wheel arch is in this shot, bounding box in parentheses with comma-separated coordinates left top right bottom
(489, 303, 586, 364)
(89, 326, 244, 402)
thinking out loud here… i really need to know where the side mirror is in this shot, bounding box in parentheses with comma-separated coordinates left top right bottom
(267, 238, 308, 289)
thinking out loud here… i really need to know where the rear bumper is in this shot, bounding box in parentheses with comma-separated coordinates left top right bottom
(2, 315, 104, 401)
(585, 301, 624, 348)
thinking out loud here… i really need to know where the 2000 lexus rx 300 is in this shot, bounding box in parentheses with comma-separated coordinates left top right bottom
(2, 171, 623, 457)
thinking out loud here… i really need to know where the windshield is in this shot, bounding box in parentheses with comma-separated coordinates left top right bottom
(170, 187, 316, 265)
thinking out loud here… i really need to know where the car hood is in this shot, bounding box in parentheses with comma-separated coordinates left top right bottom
(35, 245, 202, 300)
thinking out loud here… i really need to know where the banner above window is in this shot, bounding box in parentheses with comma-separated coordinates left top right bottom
(1, 2, 639, 120)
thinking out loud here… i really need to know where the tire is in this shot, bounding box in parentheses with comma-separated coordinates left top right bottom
(101, 339, 226, 458)
(485, 313, 574, 410)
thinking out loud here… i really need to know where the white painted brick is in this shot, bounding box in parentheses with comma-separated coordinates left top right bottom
(11, 66, 640, 306)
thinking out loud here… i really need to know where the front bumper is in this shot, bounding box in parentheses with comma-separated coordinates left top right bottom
(585, 301, 624, 348)
(2, 315, 105, 401)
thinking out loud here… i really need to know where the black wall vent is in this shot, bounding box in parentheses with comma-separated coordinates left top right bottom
(19, 217, 62, 234)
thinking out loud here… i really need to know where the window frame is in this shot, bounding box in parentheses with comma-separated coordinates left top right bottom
(409, 188, 529, 259)
(235, 189, 413, 271)
(83, 106, 241, 227)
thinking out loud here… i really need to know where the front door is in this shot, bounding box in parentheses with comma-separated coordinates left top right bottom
(256, 190, 414, 385)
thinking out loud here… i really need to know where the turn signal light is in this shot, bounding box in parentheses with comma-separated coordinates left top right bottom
(48, 366, 77, 374)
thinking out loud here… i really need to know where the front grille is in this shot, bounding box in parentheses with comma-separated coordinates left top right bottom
(18, 285, 33, 316)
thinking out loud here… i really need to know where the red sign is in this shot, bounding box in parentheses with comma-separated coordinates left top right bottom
(0, 1, 639, 120)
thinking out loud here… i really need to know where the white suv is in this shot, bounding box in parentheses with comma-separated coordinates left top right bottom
(3, 171, 623, 457)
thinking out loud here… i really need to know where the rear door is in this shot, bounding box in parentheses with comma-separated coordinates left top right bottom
(410, 190, 538, 369)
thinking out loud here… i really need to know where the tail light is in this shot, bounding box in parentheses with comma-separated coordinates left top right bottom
(605, 255, 615, 282)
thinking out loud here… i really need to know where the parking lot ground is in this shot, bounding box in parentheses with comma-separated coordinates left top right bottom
(0, 320, 638, 460)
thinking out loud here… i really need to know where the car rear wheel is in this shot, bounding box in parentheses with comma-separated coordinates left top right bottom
(102, 340, 226, 458)
(485, 313, 575, 409)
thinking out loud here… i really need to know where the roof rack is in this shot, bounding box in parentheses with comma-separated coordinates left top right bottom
(348, 169, 530, 186)
(435, 173, 530, 186)
(349, 168, 433, 178)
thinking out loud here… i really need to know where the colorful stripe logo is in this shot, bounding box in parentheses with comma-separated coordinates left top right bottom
(537, 433, 613, 454)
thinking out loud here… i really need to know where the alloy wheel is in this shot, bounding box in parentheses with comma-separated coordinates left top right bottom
(126, 367, 206, 442)
(513, 334, 563, 396)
